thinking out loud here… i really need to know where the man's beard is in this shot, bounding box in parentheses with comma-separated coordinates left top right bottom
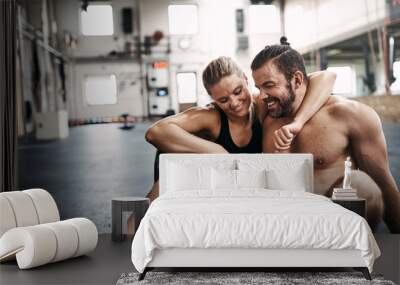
(266, 84, 295, 118)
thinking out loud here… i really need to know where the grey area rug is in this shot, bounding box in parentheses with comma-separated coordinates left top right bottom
(116, 272, 396, 285)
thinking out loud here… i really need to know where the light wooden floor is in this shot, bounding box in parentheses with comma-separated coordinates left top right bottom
(0, 234, 399, 285)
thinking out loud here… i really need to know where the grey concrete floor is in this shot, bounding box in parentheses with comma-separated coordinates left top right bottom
(17, 122, 400, 234)
(18, 123, 155, 234)
(0, 234, 398, 285)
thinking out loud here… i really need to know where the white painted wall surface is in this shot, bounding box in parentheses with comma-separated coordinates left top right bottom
(55, 0, 139, 58)
(55, 0, 145, 118)
(68, 62, 143, 119)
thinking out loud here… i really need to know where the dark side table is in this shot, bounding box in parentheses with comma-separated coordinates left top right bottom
(112, 197, 149, 242)
(331, 198, 366, 218)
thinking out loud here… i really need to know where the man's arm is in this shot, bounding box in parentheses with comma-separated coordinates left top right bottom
(274, 70, 336, 151)
(145, 107, 228, 153)
(349, 103, 400, 233)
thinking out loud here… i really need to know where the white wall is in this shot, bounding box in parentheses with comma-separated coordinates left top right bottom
(56, 0, 139, 58)
(284, 0, 386, 53)
(68, 62, 143, 119)
(55, 0, 146, 119)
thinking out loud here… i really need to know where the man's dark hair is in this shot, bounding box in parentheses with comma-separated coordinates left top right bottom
(251, 37, 308, 85)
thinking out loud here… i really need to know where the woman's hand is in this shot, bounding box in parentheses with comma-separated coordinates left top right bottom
(273, 120, 304, 152)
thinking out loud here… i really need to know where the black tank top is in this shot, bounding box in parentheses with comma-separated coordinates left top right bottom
(215, 108, 262, 153)
(153, 109, 262, 182)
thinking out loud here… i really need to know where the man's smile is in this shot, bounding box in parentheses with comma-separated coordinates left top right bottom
(264, 97, 280, 109)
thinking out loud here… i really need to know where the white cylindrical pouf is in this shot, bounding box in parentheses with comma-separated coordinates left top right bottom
(0, 226, 57, 269)
(66, 218, 98, 257)
(0, 195, 17, 237)
(23, 189, 60, 224)
(42, 221, 79, 262)
(1, 192, 39, 227)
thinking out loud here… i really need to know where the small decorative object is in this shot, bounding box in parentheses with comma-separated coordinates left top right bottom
(343, 156, 352, 189)
(332, 157, 358, 200)
(332, 187, 358, 200)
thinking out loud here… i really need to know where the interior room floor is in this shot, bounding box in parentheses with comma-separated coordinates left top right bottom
(0, 234, 133, 285)
(17, 122, 400, 234)
(0, 234, 399, 285)
(18, 122, 155, 234)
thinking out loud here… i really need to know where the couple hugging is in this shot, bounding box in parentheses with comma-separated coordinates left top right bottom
(145, 39, 400, 233)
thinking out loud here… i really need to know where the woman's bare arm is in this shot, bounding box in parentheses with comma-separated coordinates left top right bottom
(145, 107, 228, 153)
(274, 70, 336, 151)
(294, 70, 336, 126)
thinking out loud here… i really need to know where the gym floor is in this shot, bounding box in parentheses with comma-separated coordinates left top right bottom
(17, 122, 155, 234)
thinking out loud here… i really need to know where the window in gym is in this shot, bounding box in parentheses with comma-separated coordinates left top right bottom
(327, 66, 356, 96)
(81, 4, 114, 36)
(249, 4, 280, 34)
(390, 61, 400, 93)
(84, 75, 117, 105)
(168, 5, 198, 35)
(176, 72, 197, 104)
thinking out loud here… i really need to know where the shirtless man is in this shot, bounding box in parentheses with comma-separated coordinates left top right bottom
(251, 43, 400, 233)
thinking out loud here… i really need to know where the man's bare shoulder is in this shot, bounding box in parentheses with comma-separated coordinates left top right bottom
(320, 95, 382, 134)
(323, 95, 379, 120)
